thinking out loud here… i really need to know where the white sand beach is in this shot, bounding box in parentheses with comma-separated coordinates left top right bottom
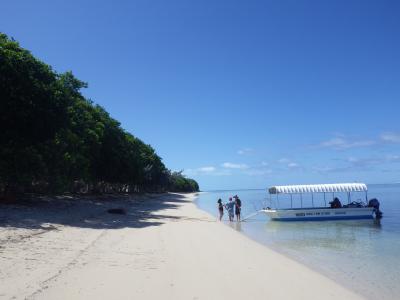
(0, 193, 363, 300)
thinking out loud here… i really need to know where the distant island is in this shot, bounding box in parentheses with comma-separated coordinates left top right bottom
(0, 33, 199, 200)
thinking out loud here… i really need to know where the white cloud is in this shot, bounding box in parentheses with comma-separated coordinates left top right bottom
(277, 158, 301, 170)
(244, 169, 273, 176)
(316, 131, 400, 151)
(184, 166, 215, 176)
(312, 154, 400, 174)
(261, 161, 269, 166)
(222, 162, 249, 169)
(198, 166, 216, 172)
(184, 166, 231, 177)
(312, 166, 335, 173)
(278, 158, 290, 163)
(319, 137, 375, 150)
(183, 169, 196, 176)
(237, 148, 253, 155)
(213, 170, 233, 176)
(386, 154, 400, 162)
(320, 138, 345, 147)
(344, 155, 400, 165)
(381, 132, 400, 143)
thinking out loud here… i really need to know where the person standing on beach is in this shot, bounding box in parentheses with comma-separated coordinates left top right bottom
(225, 197, 235, 222)
(217, 199, 224, 221)
(234, 195, 242, 222)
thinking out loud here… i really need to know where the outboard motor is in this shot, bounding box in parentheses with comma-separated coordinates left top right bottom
(368, 198, 383, 219)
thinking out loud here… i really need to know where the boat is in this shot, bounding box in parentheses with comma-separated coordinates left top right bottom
(261, 183, 382, 221)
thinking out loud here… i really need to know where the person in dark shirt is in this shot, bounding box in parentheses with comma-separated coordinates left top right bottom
(217, 198, 224, 221)
(234, 195, 242, 221)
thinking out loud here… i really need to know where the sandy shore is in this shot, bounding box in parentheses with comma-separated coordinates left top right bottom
(0, 193, 363, 300)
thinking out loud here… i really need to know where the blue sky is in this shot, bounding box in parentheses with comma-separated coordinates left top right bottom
(2, 0, 400, 190)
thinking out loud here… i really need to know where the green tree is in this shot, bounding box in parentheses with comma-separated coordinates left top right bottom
(0, 33, 199, 197)
(0, 33, 68, 193)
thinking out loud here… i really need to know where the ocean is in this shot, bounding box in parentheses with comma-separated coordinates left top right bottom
(195, 184, 400, 300)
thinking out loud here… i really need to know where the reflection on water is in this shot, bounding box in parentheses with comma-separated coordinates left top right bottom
(196, 185, 400, 300)
(235, 221, 242, 232)
(261, 219, 383, 252)
(227, 220, 242, 232)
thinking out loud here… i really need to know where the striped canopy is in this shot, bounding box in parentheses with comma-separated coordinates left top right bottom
(268, 183, 367, 194)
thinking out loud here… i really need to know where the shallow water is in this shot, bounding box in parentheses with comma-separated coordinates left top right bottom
(195, 184, 400, 300)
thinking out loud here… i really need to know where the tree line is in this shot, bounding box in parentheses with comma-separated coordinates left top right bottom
(0, 33, 199, 199)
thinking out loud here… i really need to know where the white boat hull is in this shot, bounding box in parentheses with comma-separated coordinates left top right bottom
(261, 207, 374, 221)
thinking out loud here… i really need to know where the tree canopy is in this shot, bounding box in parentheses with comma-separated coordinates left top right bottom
(0, 33, 199, 198)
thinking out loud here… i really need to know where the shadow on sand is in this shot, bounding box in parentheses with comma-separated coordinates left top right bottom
(0, 193, 191, 231)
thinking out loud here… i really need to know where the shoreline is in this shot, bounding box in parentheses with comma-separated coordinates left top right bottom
(193, 196, 366, 298)
(0, 193, 363, 299)
(193, 194, 374, 299)
(194, 189, 400, 300)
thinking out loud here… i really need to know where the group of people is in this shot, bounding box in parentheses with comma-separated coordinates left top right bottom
(217, 195, 242, 222)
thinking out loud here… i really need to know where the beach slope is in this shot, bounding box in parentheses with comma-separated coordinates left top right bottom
(0, 193, 362, 299)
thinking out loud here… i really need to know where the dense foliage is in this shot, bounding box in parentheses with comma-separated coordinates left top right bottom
(169, 171, 199, 192)
(0, 33, 199, 198)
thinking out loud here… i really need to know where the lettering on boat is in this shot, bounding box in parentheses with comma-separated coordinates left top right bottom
(295, 211, 332, 217)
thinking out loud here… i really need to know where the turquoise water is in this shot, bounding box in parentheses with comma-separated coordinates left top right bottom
(195, 184, 400, 300)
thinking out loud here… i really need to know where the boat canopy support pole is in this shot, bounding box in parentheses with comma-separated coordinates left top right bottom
(300, 193, 303, 208)
(276, 193, 279, 209)
(290, 194, 293, 208)
(324, 192, 326, 207)
(312, 193, 314, 207)
(347, 192, 350, 204)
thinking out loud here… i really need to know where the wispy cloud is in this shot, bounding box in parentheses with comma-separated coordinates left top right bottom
(318, 137, 375, 150)
(197, 166, 216, 172)
(312, 166, 337, 173)
(278, 158, 290, 163)
(315, 131, 400, 151)
(345, 157, 382, 168)
(237, 148, 253, 155)
(385, 154, 400, 162)
(244, 169, 273, 176)
(184, 166, 232, 176)
(381, 132, 400, 143)
(211, 170, 233, 176)
(184, 166, 230, 177)
(288, 162, 300, 169)
(313, 154, 400, 174)
(277, 158, 301, 170)
(221, 162, 249, 169)
(186, 161, 274, 177)
(184, 166, 213, 176)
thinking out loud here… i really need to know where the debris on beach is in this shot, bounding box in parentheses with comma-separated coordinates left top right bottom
(107, 208, 126, 215)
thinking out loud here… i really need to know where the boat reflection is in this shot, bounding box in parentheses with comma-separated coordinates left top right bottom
(258, 219, 382, 251)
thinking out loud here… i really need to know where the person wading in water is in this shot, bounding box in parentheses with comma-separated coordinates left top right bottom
(217, 198, 224, 221)
(234, 195, 242, 222)
(225, 198, 235, 222)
